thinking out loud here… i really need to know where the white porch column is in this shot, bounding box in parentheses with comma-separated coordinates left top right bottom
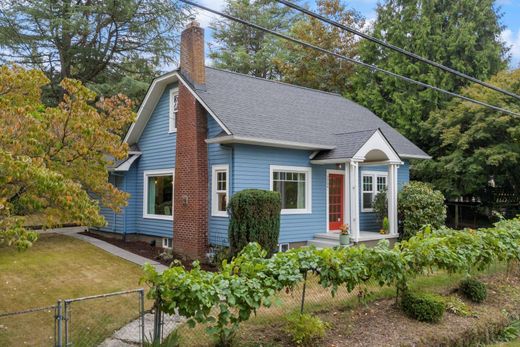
(343, 163, 350, 234)
(388, 164, 399, 236)
(349, 161, 360, 242)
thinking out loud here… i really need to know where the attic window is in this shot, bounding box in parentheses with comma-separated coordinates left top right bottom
(169, 88, 178, 133)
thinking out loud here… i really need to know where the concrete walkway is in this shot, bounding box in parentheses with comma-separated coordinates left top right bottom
(46, 227, 168, 274)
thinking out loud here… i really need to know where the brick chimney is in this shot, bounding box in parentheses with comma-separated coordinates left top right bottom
(173, 20, 208, 260)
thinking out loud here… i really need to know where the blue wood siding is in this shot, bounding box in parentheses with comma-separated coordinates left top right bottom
(134, 83, 177, 238)
(232, 144, 335, 244)
(359, 161, 410, 232)
(99, 83, 177, 238)
(207, 114, 232, 245)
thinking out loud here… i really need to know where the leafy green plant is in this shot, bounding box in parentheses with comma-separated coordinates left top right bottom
(228, 189, 281, 257)
(141, 218, 520, 346)
(398, 181, 446, 240)
(400, 291, 445, 323)
(373, 188, 388, 225)
(443, 296, 472, 317)
(284, 313, 330, 346)
(496, 320, 520, 342)
(460, 278, 487, 303)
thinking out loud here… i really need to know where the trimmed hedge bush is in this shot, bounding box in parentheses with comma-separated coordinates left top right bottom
(228, 189, 281, 257)
(398, 181, 446, 240)
(401, 291, 445, 323)
(460, 278, 487, 303)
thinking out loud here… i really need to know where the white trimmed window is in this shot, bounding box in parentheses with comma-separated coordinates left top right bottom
(362, 172, 387, 212)
(212, 165, 229, 217)
(162, 238, 172, 249)
(270, 165, 312, 214)
(169, 88, 179, 133)
(143, 169, 174, 220)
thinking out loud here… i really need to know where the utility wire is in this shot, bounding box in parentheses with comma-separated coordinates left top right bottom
(180, 0, 520, 118)
(276, 0, 520, 102)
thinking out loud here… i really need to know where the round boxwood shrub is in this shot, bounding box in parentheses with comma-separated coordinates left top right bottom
(401, 291, 445, 323)
(460, 278, 487, 303)
(398, 181, 447, 240)
(228, 189, 281, 257)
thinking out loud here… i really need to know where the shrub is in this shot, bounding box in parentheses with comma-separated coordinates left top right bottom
(400, 291, 445, 323)
(398, 181, 446, 240)
(284, 313, 329, 346)
(460, 278, 487, 303)
(373, 187, 388, 225)
(228, 189, 281, 257)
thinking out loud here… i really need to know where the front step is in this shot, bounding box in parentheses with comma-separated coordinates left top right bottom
(307, 232, 399, 249)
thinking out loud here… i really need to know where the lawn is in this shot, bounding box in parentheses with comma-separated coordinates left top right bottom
(0, 233, 150, 346)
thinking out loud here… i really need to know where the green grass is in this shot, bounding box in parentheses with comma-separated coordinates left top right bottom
(0, 233, 151, 346)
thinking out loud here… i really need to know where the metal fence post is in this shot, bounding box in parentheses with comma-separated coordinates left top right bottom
(153, 295, 162, 343)
(139, 289, 145, 347)
(55, 300, 62, 347)
(64, 301, 70, 346)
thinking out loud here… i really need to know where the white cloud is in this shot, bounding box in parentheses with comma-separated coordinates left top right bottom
(501, 28, 520, 67)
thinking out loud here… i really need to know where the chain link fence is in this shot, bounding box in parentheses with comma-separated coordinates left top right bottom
(0, 305, 58, 346)
(0, 279, 391, 346)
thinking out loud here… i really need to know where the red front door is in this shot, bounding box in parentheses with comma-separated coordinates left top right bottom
(328, 174, 344, 230)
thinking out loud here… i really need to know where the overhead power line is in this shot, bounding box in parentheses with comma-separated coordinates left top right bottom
(276, 0, 520, 102)
(180, 0, 520, 118)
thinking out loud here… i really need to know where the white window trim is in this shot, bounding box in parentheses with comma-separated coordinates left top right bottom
(211, 164, 229, 217)
(168, 87, 179, 133)
(361, 171, 388, 213)
(162, 237, 172, 249)
(143, 169, 175, 221)
(270, 165, 312, 215)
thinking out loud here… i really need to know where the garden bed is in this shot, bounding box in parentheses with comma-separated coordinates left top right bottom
(246, 268, 520, 346)
(80, 231, 217, 271)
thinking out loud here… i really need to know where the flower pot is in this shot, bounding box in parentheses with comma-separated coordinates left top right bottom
(339, 234, 350, 246)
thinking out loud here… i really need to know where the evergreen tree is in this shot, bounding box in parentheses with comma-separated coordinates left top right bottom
(414, 69, 520, 199)
(0, 0, 189, 104)
(276, 0, 364, 94)
(349, 0, 508, 148)
(209, 0, 297, 79)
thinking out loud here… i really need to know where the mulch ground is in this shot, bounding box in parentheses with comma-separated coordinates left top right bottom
(240, 268, 520, 347)
(80, 231, 217, 271)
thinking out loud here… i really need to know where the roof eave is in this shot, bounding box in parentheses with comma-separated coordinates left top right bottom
(206, 135, 335, 151)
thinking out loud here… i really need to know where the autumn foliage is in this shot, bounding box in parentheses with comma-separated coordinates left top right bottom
(0, 65, 135, 249)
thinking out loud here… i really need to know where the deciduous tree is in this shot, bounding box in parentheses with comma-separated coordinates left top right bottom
(0, 65, 134, 249)
(414, 69, 520, 199)
(276, 0, 364, 94)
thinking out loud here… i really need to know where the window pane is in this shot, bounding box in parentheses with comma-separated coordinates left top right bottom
(363, 175, 373, 192)
(147, 175, 173, 216)
(377, 176, 387, 191)
(217, 192, 227, 212)
(273, 171, 306, 210)
(363, 192, 373, 209)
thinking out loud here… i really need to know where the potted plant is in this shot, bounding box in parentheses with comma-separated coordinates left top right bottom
(339, 224, 350, 245)
(379, 217, 390, 235)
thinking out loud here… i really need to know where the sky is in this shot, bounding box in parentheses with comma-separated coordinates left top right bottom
(195, 0, 520, 68)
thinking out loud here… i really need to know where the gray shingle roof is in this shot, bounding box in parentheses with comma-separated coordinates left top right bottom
(192, 67, 429, 159)
(313, 129, 378, 160)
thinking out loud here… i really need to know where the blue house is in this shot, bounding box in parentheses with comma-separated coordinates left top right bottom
(96, 21, 429, 259)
